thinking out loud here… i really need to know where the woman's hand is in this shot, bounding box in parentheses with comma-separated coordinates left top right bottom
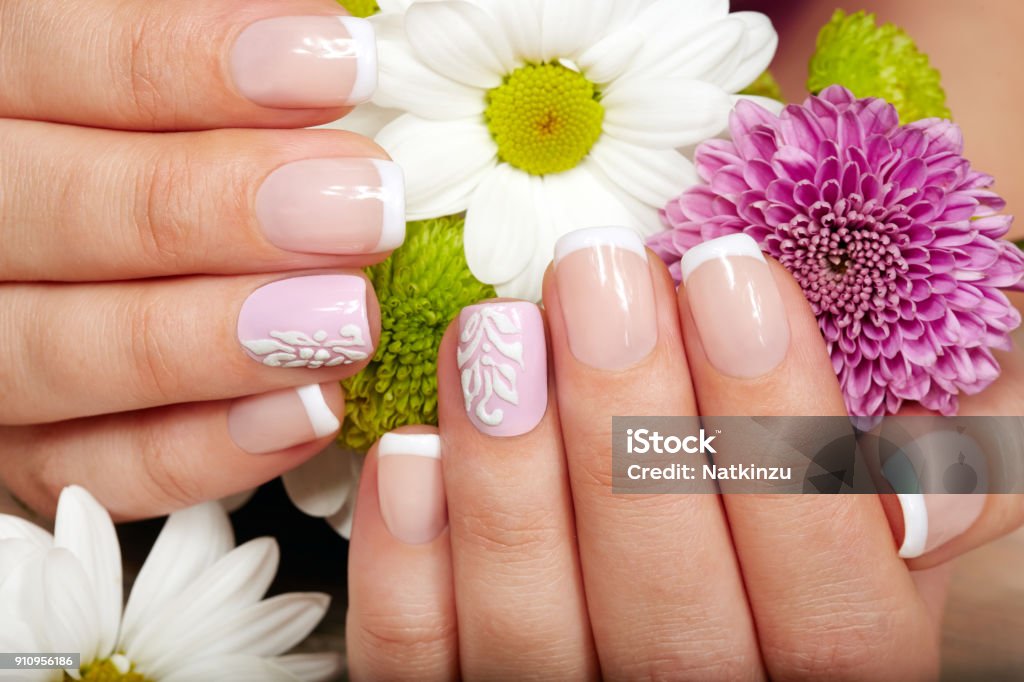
(344, 228, 1023, 680)
(0, 0, 401, 520)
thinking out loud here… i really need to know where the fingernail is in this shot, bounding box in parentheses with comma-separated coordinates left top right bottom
(883, 430, 988, 558)
(377, 432, 447, 544)
(681, 234, 790, 379)
(554, 226, 658, 370)
(238, 275, 373, 369)
(230, 16, 377, 108)
(257, 159, 405, 255)
(228, 383, 342, 454)
(457, 302, 547, 437)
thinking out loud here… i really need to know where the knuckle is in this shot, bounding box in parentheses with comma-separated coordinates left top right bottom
(456, 504, 564, 560)
(133, 145, 196, 270)
(125, 290, 182, 405)
(349, 609, 456, 662)
(135, 418, 203, 509)
(120, 12, 177, 127)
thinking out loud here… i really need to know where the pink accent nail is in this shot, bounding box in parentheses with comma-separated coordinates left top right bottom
(230, 16, 378, 108)
(237, 275, 373, 369)
(457, 302, 547, 437)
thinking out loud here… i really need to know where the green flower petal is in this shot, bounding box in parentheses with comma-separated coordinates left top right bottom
(809, 10, 950, 123)
(340, 215, 496, 451)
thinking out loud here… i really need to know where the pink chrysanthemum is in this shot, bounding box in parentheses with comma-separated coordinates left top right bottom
(651, 85, 1024, 416)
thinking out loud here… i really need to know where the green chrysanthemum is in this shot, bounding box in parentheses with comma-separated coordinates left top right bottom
(340, 215, 496, 450)
(740, 70, 783, 102)
(335, 0, 379, 19)
(809, 9, 950, 123)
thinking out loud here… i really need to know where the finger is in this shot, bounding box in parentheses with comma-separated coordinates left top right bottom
(0, 382, 344, 520)
(346, 428, 459, 682)
(677, 235, 939, 679)
(543, 228, 763, 678)
(0, 121, 403, 282)
(0, 0, 377, 130)
(437, 301, 598, 680)
(0, 272, 379, 424)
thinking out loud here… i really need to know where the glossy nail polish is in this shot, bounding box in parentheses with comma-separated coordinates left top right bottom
(231, 16, 377, 108)
(377, 432, 447, 544)
(228, 383, 342, 454)
(237, 275, 373, 369)
(257, 159, 405, 255)
(681, 234, 790, 379)
(554, 226, 658, 370)
(457, 302, 547, 437)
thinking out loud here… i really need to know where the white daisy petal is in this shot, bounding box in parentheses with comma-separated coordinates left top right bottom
(588, 138, 698, 209)
(627, 16, 746, 85)
(405, 1, 515, 88)
(0, 539, 43, 587)
(602, 78, 731, 148)
(52, 487, 121, 659)
(0, 514, 53, 547)
(120, 502, 234, 646)
(576, 27, 644, 85)
(317, 103, 402, 138)
(376, 115, 498, 219)
(465, 164, 542, 286)
(731, 93, 786, 116)
(474, 0, 542, 63)
(324, 455, 360, 540)
(540, 0, 619, 61)
(41, 549, 102, 661)
(219, 488, 256, 514)
(272, 653, 346, 682)
(128, 538, 280, 676)
(719, 12, 779, 93)
(161, 656, 297, 682)
(376, 36, 486, 120)
(282, 444, 360, 519)
(0, 615, 52, 682)
(178, 593, 331, 660)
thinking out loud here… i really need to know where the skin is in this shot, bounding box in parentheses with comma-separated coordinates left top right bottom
(0, 0, 1020, 676)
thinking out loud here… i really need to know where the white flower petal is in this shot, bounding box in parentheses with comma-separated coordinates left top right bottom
(0, 539, 43, 588)
(377, 0, 415, 12)
(0, 514, 53, 547)
(376, 35, 486, 120)
(475, 0, 543, 63)
(128, 538, 279, 675)
(376, 115, 498, 219)
(219, 488, 256, 513)
(52, 487, 121, 659)
(731, 93, 786, 116)
(282, 444, 359, 519)
(405, 1, 515, 88)
(602, 78, 731, 148)
(540, 0, 618, 61)
(120, 502, 234, 647)
(174, 593, 330, 661)
(161, 656, 298, 682)
(576, 27, 644, 85)
(41, 549, 103, 662)
(465, 164, 542, 286)
(589, 137, 698, 209)
(0, 614, 54, 681)
(273, 653, 346, 682)
(324, 453, 361, 540)
(719, 12, 778, 93)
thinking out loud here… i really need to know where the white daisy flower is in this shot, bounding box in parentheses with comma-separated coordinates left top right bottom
(366, 0, 778, 299)
(0, 487, 343, 682)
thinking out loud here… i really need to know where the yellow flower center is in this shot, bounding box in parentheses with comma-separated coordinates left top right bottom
(336, 0, 380, 18)
(485, 62, 605, 176)
(70, 656, 152, 682)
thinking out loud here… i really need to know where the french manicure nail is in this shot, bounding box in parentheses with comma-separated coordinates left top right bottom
(457, 302, 547, 437)
(554, 226, 658, 370)
(257, 159, 405, 255)
(231, 16, 378, 108)
(238, 275, 373, 369)
(893, 493, 986, 558)
(681, 234, 790, 379)
(228, 383, 342, 454)
(377, 432, 447, 544)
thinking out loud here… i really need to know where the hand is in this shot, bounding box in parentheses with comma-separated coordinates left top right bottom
(0, 0, 400, 520)
(344, 228, 1023, 680)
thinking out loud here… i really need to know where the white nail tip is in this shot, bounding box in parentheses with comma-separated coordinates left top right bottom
(379, 433, 442, 460)
(554, 226, 648, 264)
(896, 492, 928, 559)
(338, 17, 378, 104)
(295, 384, 340, 438)
(372, 160, 407, 252)
(679, 233, 767, 283)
